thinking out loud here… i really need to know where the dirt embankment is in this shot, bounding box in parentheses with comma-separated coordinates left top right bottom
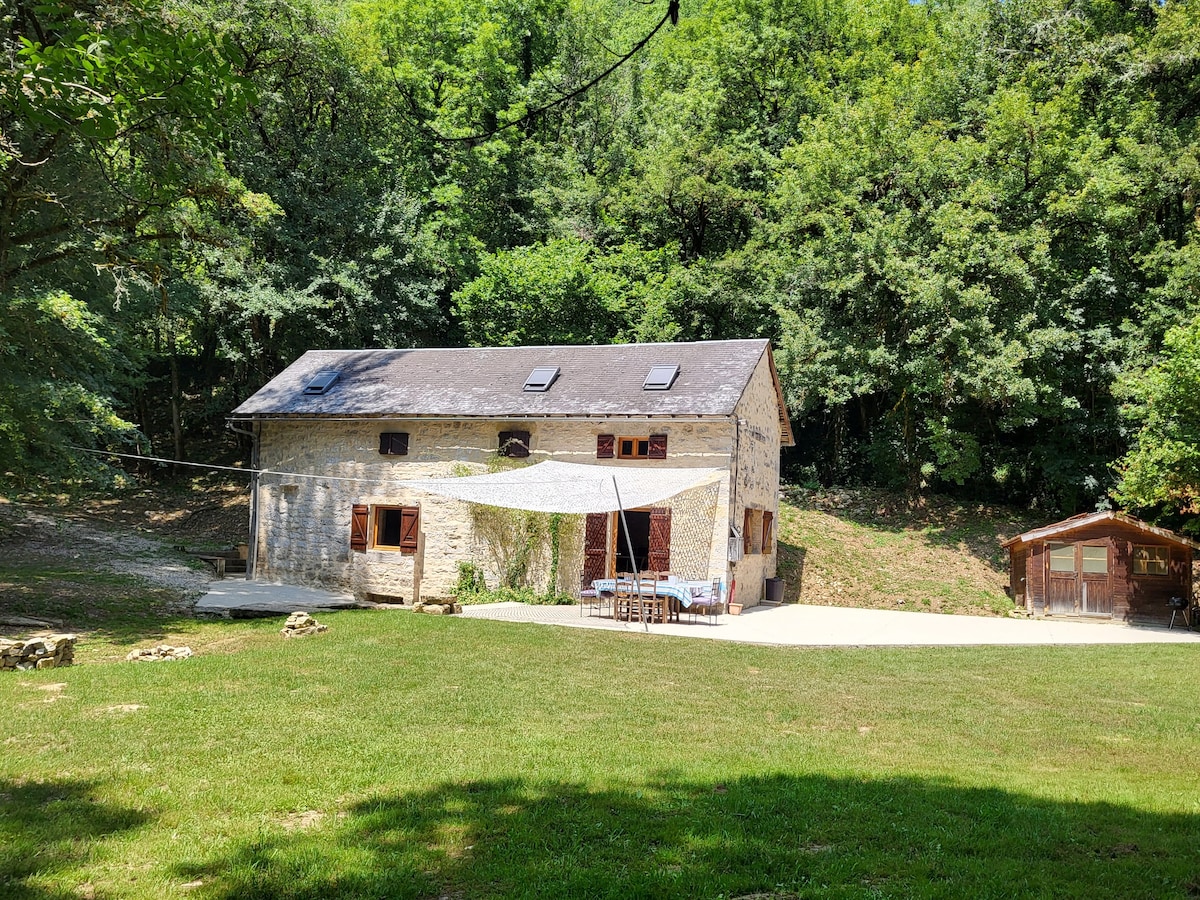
(0, 478, 249, 633)
(777, 487, 1043, 617)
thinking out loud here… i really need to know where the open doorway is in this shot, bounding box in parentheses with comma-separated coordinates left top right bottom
(615, 510, 651, 573)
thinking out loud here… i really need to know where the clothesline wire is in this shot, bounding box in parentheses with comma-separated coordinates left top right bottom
(67, 446, 718, 491)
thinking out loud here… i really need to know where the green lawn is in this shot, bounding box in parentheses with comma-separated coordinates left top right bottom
(2, 611, 1199, 899)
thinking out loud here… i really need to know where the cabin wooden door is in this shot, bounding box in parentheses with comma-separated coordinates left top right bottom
(1045, 541, 1112, 617)
(1046, 542, 1078, 614)
(1078, 544, 1112, 617)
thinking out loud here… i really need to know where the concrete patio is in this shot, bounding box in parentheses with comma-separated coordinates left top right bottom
(459, 600, 1200, 646)
(195, 581, 1200, 645)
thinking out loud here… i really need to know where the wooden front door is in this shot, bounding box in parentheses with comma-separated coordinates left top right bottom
(1079, 544, 1112, 617)
(1045, 541, 1112, 617)
(1046, 542, 1077, 614)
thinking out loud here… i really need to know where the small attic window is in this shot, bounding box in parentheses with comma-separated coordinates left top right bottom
(643, 365, 679, 391)
(523, 366, 560, 392)
(303, 371, 340, 395)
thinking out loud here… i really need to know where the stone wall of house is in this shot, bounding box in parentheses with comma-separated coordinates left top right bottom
(729, 351, 784, 606)
(253, 417, 739, 601)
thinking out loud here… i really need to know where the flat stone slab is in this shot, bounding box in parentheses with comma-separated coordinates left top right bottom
(196, 581, 360, 617)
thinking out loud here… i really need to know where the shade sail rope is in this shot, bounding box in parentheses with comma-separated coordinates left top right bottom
(71, 448, 723, 514)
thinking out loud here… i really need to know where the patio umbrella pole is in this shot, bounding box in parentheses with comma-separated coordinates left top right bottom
(612, 475, 648, 632)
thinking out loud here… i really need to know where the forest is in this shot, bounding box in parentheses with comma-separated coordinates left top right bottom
(2, 0, 1199, 528)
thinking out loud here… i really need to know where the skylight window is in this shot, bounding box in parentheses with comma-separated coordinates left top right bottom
(302, 371, 340, 395)
(643, 365, 679, 391)
(523, 366, 561, 392)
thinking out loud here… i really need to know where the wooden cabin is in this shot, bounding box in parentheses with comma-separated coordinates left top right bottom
(1002, 512, 1198, 625)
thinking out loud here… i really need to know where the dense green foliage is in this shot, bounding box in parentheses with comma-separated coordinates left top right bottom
(3, 0, 1199, 523)
(1114, 313, 1200, 531)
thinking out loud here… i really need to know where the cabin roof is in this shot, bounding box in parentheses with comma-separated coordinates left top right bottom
(1001, 511, 1200, 551)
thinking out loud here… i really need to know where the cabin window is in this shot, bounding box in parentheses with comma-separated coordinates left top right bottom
(1132, 545, 1169, 576)
(1081, 545, 1107, 574)
(374, 506, 420, 552)
(1048, 543, 1075, 572)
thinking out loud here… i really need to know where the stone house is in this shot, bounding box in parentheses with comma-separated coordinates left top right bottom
(230, 339, 794, 606)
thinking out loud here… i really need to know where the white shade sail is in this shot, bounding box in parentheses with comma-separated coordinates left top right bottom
(396, 460, 723, 513)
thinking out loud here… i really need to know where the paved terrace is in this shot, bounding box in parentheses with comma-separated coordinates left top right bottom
(459, 601, 1200, 646)
(196, 582, 1200, 645)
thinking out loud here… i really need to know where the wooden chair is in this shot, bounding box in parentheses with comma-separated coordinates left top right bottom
(614, 573, 639, 622)
(633, 571, 662, 623)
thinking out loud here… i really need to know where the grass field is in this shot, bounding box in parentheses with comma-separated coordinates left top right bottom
(3, 610, 1199, 899)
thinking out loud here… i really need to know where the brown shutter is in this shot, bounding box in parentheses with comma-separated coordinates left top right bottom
(379, 432, 409, 455)
(648, 434, 667, 459)
(596, 434, 615, 459)
(351, 504, 369, 553)
(399, 506, 420, 551)
(743, 508, 753, 555)
(762, 511, 774, 551)
(583, 512, 608, 583)
(648, 507, 671, 572)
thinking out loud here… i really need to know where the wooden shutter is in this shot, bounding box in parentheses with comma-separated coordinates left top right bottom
(648, 507, 671, 572)
(399, 506, 419, 551)
(499, 430, 531, 458)
(583, 512, 608, 583)
(762, 511, 774, 551)
(379, 432, 409, 456)
(596, 434, 615, 459)
(743, 508, 753, 555)
(351, 504, 369, 553)
(648, 434, 667, 459)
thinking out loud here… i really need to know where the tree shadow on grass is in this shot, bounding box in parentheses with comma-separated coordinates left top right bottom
(0, 778, 153, 899)
(176, 773, 1200, 899)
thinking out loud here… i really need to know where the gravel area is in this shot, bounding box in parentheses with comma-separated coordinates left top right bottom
(4, 507, 212, 599)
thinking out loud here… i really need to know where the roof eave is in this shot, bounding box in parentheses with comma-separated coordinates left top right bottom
(1001, 511, 1200, 551)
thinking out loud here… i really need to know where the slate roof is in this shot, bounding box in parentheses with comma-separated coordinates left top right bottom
(232, 340, 792, 442)
(1000, 511, 1200, 551)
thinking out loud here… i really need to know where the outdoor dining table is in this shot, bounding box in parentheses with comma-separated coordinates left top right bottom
(591, 578, 716, 623)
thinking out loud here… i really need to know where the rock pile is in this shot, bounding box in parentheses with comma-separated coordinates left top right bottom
(280, 611, 328, 637)
(0, 634, 77, 670)
(413, 601, 462, 615)
(126, 645, 193, 662)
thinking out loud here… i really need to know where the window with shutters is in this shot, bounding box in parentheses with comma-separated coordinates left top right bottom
(379, 432, 409, 456)
(374, 505, 420, 552)
(498, 430, 531, 458)
(617, 434, 667, 460)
